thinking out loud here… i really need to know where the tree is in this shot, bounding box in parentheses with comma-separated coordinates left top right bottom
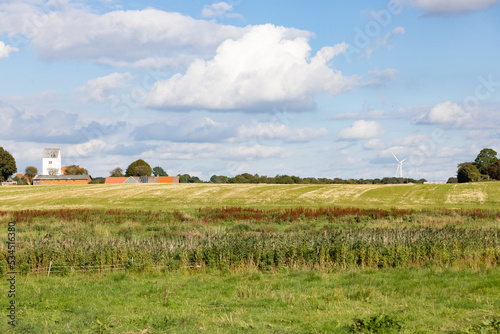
(153, 166, 168, 177)
(109, 167, 124, 177)
(25, 166, 38, 184)
(447, 177, 458, 184)
(487, 160, 500, 180)
(47, 168, 59, 176)
(125, 159, 152, 177)
(474, 148, 498, 175)
(0, 147, 16, 181)
(457, 163, 482, 183)
(63, 165, 89, 175)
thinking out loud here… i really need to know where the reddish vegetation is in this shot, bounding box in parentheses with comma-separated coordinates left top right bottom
(1, 206, 499, 225)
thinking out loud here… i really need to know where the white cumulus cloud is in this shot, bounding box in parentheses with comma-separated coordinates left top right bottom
(0, 4, 247, 69)
(339, 120, 385, 139)
(0, 41, 18, 59)
(78, 72, 133, 102)
(144, 24, 369, 112)
(403, 0, 500, 15)
(202, 2, 242, 19)
(236, 123, 328, 142)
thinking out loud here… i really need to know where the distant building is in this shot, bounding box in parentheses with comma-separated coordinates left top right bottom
(33, 175, 91, 185)
(42, 148, 63, 176)
(104, 176, 179, 184)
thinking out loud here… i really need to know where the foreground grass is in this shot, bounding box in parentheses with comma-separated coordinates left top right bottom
(0, 182, 499, 211)
(1, 268, 498, 333)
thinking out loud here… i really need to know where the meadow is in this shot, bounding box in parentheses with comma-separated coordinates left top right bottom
(0, 183, 499, 333)
(0, 182, 499, 211)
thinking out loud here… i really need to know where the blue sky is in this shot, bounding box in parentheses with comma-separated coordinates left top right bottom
(1, 0, 499, 180)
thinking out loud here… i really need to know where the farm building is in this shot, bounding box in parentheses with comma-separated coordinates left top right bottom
(104, 176, 179, 184)
(33, 175, 92, 185)
(42, 148, 63, 175)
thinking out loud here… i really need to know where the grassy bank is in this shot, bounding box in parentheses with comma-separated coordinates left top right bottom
(1, 268, 498, 333)
(0, 182, 499, 211)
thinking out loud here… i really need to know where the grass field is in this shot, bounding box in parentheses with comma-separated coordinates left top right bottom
(0, 182, 499, 211)
(0, 183, 499, 333)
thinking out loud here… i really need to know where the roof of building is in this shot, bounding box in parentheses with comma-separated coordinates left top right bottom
(34, 175, 90, 180)
(105, 177, 128, 184)
(43, 148, 60, 159)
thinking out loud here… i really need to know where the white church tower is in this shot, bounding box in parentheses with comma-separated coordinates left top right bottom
(42, 148, 63, 175)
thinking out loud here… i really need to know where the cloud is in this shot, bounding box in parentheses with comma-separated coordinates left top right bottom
(339, 120, 385, 139)
(144, 24, 385, 112)
(78, 72, 132, 102)
(411, 101, 471, 126)
(134, 117, 236, 143)
(0, 4, 247, 69)
(0, 101, 128, 144)
(403, 0, 500, 15)
(236, 123, 328, 142)
(202, 2, 243, 19)
(134, 117, 327, 143)
(365, 26, 406, 58)
(144, 143, 286, 161)
(0, 41, 18, 59)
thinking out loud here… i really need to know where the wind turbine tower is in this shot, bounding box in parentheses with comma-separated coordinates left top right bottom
(392, 152, 406, 178)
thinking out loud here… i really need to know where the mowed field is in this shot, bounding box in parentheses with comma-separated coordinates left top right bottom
(1, 182, 499, 211)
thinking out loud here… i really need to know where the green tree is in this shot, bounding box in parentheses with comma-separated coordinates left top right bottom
(210, 175, 228, 183)
(109, 167, 124, 177)
(457, 163, 482, 183)
(125, 160, 152, 177)
(153, 166, 168, 176)
(64, 165, 89, 175)
(487, 160, 500, 180)
(25, 166, 38, 184)
(474, 148, 498, 175)
(0, 147, 16, 181)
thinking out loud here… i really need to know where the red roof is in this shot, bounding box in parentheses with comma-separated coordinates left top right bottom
(105, 177, 128, 184)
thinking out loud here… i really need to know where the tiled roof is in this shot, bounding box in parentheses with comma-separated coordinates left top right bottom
(105, 177, 128, 184)
(34, 175, 90, 180)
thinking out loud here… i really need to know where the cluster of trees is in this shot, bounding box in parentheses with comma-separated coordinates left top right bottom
(0, 147, 16, 181)
(110, 160, 168, 178)
(456, 148, 500, 183)
(210, 173, 424, 185)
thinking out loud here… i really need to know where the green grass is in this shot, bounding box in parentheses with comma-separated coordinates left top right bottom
(0, 182, 499, 211)
(0, 268, 498, 333)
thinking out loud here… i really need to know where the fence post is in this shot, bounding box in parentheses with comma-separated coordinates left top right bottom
(47, 261, 53, 277)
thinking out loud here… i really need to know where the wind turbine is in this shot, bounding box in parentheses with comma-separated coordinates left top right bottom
(392, 152, 406, 178)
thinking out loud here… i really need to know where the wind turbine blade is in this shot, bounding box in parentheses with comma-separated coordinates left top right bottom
(391, 152, 400, 163)
(400, 158, 407, 163)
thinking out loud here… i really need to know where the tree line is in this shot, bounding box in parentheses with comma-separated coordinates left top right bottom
(453, 148, 500, 183)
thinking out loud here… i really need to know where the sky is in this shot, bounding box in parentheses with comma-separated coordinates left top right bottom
(0, 0, 499, 181)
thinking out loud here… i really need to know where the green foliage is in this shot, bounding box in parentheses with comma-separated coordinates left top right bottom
(25, 166, 38, 182)
(447, 177, 458, 183)
(63, 164, 89, 175)
(457, 163, 482, 183)
(153, 166, 168, 176)
(109, 167, 124, 177)
(0, 146, 16, 181)
(178, 174, 202, 183)
(13, 175, 28, 185)
(350, 314, 402, 333)
(210, 175, 228, 183)
(474, 148, 498, 175)
(125, 159, 152, 177)
(487, 160, 500, 180)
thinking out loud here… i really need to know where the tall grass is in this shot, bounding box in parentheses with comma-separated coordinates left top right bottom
(0, 208, 498, 275)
